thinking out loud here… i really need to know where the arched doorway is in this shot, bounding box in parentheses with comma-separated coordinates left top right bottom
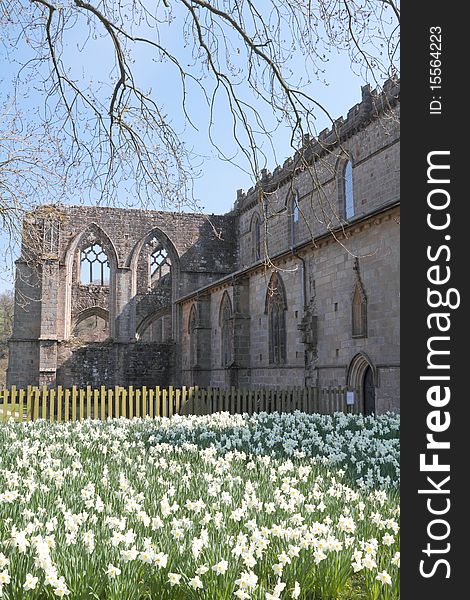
(347, 352, 377, 415)
(363, 365, 376, 415)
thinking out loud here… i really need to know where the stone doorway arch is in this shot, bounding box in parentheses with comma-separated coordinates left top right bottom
(347, 352, 377, 414)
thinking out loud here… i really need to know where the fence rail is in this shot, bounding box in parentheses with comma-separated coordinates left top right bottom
(0, 385, 359, 422)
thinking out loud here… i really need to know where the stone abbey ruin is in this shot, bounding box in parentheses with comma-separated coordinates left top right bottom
(7, 81, 400, 414)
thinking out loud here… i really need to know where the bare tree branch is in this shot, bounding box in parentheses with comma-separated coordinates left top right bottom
(1, 0, 399, 257)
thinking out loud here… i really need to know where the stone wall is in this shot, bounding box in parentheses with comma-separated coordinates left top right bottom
(180, 204, 400, 414)
(56, 341, 174, 389)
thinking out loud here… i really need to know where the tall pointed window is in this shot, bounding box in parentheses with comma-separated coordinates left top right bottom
(344, 160, 354, 219)
(352, 283, 367, 337)
(80, 244, 110, 286)
(150, 245, 171, 282)
(251, 214, 261, 262)
(219, 292, 233, 367)
(292, 192, 299, 224)
(290, 190, 300, 245)
(189, 305, 198, 367)
(266, 273, 287, 364)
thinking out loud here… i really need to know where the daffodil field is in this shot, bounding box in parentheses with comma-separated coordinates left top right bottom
(0, 411, 400, 599)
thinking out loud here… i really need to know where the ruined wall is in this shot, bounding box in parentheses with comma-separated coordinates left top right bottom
(7, 207, 237, 388)
(56, 341, 174, 389)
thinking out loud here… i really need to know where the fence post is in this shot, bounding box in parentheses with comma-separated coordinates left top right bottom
(114, 386, 120, 418)
(93, 388, 99, 420)
(26, 386, 33, 420)
(2, 388, 8, 421)
(19, 388, 26, 421)
(56, 386, 63, 422)
(155, 386, 161, 417)
(72, 386, 78, 421)
(128, 386, 134, 419)
(185, 386, 193, 416)
(10, 386, 17, 419)
(175, 388, 181, 416)
(235, 388, 240, 414)
(292, 387, 298, 412)
(79, 388, 85, 420)
(142, 386, 147, 418)
(33, 387, 40, 421)
(148, 388, 154, 418)
(49, 388, 55, 422)
(195, 387, 202, 415)
(121, 388, 127, 418)
(41, 386, 47, 420)
(135, 388, 141, 418)
(237, 388, 243, 414)
(180, 386, 187, 415)
(261, 388, 266, 413)
(286, 388, 292, 413)
(64, 388, 70, 421)
(247, 388, 254, 415)
(85, 386, 91, 419)
(100, 386, 106, 420)
(162, 388, 168, 418)
(305, 387, 311, 414)
(337, 387, 343, 413)
(107, 389, 114, 420)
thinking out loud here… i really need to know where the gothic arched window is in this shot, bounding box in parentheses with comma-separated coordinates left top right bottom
(188, 304, 198, 367)
(344, 160, 355, 219)
(290, 190, 300, 245)
(150, 244, 171, 282)
(251, 213, 261, 262)
(352, 283, 367, 337)
(219, 292, 233, 367)
(266, 273, 287, 364)
(80, 244, 110, 286)
(292, 192, 299, 224)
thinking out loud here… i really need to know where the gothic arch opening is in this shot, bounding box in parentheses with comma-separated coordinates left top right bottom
(219, 291, 233, 368)
(336, 153, 355, 222)
(63, 223, 118, 339)
(188, 304, 198, 367)
(250, 212, 261, 262)
(265, 272, 287, 365)
(72, 307, 109, 343)
(136, 308, 172, 342)
(129, 227, 180, 341)
(347, 352, 377, 415)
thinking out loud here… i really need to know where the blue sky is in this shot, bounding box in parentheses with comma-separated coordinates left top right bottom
(0, 3, 396, 292)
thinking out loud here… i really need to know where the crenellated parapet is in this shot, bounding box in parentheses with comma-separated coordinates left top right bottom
(233, 78, 400, 213)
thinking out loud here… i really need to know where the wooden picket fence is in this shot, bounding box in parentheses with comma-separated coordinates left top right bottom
(0, 385, 359, 422)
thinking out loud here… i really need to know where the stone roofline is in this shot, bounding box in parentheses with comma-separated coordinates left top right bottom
(231, 77, 400, 214)
(27, 204, 235, 222)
